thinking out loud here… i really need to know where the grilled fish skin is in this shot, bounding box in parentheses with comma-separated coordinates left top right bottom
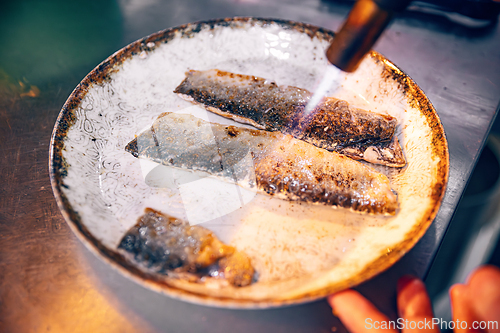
(118, 208, 255, 287)
(338, 136, 406, 168)
(174, 69, 406, 167)
(126, 112, 398, 215)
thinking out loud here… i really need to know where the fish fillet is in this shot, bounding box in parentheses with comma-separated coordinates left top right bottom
(174, 69, 406, 167)
(126, 112, 398, 215)
(119, 208, 255, 287)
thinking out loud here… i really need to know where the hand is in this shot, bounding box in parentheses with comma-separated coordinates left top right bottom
(328, 275, 438, 333)
(327, 265, 500, 333)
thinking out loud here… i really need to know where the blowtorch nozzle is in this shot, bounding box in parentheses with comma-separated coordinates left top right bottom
(326, 0, 411, 72)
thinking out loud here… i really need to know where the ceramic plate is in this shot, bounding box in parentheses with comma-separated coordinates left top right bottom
(49, 18, 449, 308)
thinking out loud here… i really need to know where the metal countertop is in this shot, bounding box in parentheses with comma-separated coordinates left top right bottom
(1, 0, 499, 332)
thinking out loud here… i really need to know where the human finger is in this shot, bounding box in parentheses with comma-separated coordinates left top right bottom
(397, 276, 439, 333)
(328, 289, 398, 333)
(450, 283, 479, 333)
(466, 265, 500, 325)
(397, 276, 434, 319)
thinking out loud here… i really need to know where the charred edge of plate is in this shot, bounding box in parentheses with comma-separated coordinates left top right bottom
(49, 18, 449, 308)
(373, 51, 449, 210)
(170, 17, 336, 41)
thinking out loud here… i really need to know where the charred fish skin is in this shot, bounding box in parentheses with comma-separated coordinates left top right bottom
(119, 208, 255, 287)
(125, 111, 274, 183)
(290, 98, 397, 148)
(118, 208, 208, 273)
(126, 113, 398, 215)
(174, 69, 398, 149)
(337, 136, 406, 168)
(253, 135, 398, 215)
(174, 69, 306, 132)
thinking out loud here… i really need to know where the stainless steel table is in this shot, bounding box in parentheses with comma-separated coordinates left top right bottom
(1, 1, 499, 332)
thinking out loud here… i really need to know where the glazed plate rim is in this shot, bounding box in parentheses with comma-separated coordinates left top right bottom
(49, 17, 449, 309)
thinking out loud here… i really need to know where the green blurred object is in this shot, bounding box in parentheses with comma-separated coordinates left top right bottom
(0, 0, 122, 85)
